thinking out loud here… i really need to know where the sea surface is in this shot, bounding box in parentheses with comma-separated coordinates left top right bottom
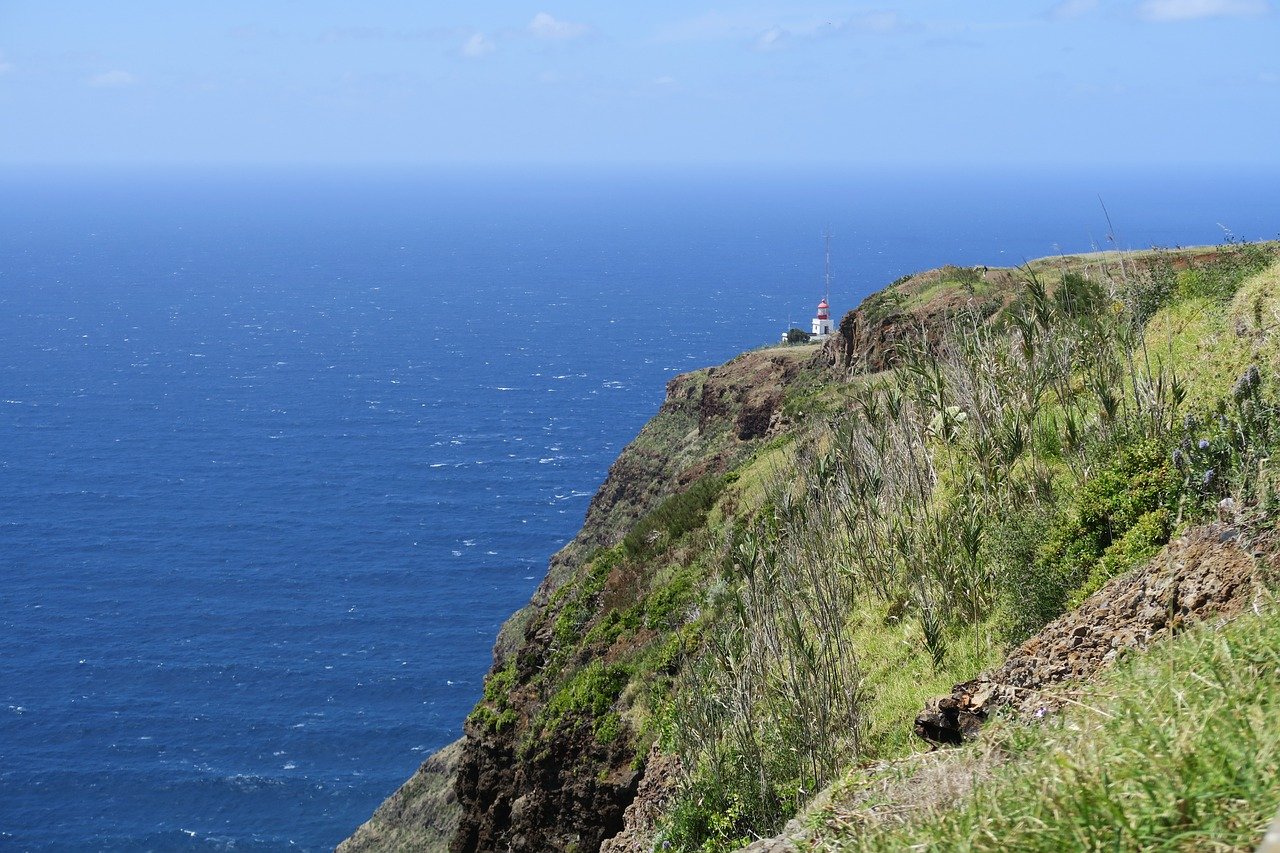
(1, 167, 1276, 850)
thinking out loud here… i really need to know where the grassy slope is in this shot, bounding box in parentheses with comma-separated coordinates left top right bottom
(416, 241, 1280, 853)
(831, 600, 1280, 851)
(648, 244, 1280, 850)
(763, 249, 1280, 850)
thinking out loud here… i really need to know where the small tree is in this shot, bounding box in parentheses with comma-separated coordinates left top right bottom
(786, 328, 812, 345)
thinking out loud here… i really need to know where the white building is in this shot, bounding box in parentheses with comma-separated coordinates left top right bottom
(811, 298, 833, 339)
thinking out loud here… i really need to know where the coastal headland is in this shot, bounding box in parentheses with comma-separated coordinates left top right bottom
(343, 239, 1280, 852)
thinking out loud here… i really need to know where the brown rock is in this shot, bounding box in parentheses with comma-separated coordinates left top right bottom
(915, 523, 1261, 745)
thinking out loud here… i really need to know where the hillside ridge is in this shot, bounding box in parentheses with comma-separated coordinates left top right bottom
(343, 239, 1280, 852)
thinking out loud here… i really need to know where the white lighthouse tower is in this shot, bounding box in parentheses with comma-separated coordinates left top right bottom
(811, 230, 834, 340)
(812, 298, 832, 339)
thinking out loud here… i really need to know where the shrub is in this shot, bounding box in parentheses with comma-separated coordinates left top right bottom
(623, 474, 727, 559)
(1028, 436, 1178, 624)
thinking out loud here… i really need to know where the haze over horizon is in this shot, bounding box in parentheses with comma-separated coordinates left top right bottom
(1, 1, 1277, 171)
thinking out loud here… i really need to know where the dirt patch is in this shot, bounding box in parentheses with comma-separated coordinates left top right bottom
(916, 523, 1266, 745)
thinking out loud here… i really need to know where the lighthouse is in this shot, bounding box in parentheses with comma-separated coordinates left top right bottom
(812, 298, 833, 340)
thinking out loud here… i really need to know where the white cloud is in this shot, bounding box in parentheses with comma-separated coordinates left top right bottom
(1137, 0, 1271, 20)
(528, 12, 590, 40)
(88, 69, 138, 87)
(1049, 0, 1100, 19)
(754, 26, 790, 51)
(752, 11, 915, 50)
(846, 11, 910, 33)
(460, 33, 495, 59)
(658, 11, 781, 42)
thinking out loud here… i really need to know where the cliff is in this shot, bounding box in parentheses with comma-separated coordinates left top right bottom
(344, 239, 1280, 851)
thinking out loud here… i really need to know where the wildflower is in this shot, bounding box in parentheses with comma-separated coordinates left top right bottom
(1198, 439, 1210, 451)
(1171, 449, 1185, 469)
(1203, 468, 1216, 487)
(1183, 413, 1199, 433)
(1233, 364, 1262, 401)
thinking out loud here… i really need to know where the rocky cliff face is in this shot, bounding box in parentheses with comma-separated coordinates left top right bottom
(345, 345, 825, 851)
(341, 261, 1012, 852)
(449, 347, 818, 852)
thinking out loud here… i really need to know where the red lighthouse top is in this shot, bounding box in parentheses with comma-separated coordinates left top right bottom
(817, 299, 829, 317)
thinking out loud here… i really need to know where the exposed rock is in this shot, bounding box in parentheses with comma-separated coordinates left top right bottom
(833, 267, 1013, 375)
(338, 738, 464, 853)
(600, 746, 683, 853)
(915, 523, 1263, 745)
(446, 349, 819, 853)
(738, 836, 800, 852)
(450, 713, 640, 852)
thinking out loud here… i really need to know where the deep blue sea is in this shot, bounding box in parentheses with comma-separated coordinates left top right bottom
(1, 167, 1276, 851)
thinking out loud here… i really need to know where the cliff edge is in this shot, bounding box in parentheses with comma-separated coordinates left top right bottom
(343, 239, 1280, 852)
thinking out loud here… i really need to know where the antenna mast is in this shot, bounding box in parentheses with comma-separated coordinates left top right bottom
(823, 228, 832, 303)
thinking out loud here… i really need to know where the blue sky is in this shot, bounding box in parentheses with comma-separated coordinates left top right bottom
(0, 1, 1276, 168)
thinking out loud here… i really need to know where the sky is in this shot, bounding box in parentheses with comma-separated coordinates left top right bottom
(0, 1, 1277, 169)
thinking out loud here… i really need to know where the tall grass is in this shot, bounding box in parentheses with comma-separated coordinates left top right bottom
(657, 241, 1279, 850)
(841, 603, 1280, 851)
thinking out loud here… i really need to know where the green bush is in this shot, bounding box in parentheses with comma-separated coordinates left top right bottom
(623, 474, 727, 559)
(1068, 507, 1171, 607)
(1177, 238, 1274, 303)
(546, 660, 632, 721)
(468, 661, 520, 733)
(1024, 437, 1178, 626)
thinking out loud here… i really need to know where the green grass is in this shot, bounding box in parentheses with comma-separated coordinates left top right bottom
(841, 599, 1005, 761)
(835, 603, 1280, 851)
(1142, 251, 1280, 409)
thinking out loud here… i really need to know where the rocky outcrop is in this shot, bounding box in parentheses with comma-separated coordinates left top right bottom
(829, 267, 1013, 375)
(600, 746, 682, 853)
(337, 738, 464, 853)
(446, 349, 815, 853)
(915, 523, 1265, 745)
(450, 713, 640, 852)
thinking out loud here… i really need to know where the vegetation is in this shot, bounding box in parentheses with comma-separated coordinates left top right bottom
(838, 602, 1280, 851)
(458, 238, 1280, 852)
(649, 238, 1280, 850)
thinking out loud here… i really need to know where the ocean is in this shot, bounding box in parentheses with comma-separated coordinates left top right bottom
(1, 166, 1276, 850)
